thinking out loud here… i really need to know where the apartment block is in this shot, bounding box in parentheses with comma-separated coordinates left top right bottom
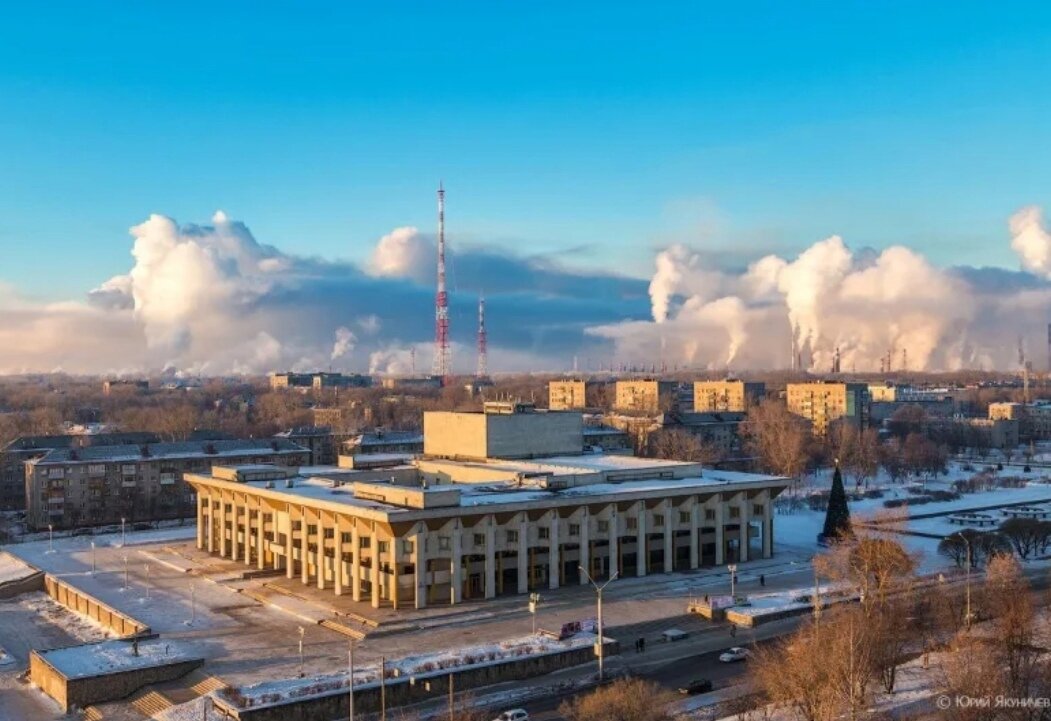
(269, 372, 372, 391)
(614, 380, 678, 414)
(693, 380, 765, 412)
(25, 439, 309, 530)
(989, 401, 1051, 440)
(785, 381, 869, 435)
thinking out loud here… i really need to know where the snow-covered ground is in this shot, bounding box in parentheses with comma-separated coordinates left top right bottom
(18, 592, 112, 644)
(0, 551, 37, 585)
(37, 637, 199, 679)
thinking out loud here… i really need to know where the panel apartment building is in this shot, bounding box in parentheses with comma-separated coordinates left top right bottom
(614, 380, 678, 414)
(693, 380, 766, 412)
(785, 381, 869, 435)
(184, 403, 788, 611)
(26, 439, 310, 530)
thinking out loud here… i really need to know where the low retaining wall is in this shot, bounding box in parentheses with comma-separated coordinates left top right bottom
(215, 640, 619, 721)
(30, 647, 202, 712)
(44, 575, 149, 637)
(0, 570, 44, 599)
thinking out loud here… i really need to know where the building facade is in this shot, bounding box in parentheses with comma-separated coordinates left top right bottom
(0, 433, 160, 512)
(989, 401, 1051, 441)
(25, 439, 309, 530)
(548, 380, 588, 411)
(614, 380, 678, 414)
(786, 382, 869, 435)
(185, 409, 787, 611)
(269, 372, 372, 391)
(693, 381, 765, 412)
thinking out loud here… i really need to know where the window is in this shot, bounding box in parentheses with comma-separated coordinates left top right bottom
(679, 512, 691, 524)
(506, 530, 518, 544)
(753, 504, 764, 517)
(438, 536, 451, 551)
(597, 520, 609, 533)
(324, 528, 335, 539)
(729, 507, 740, 519)
(653, 514, 664, 527)
(474, 533, 485, 546)
(568, 524, 580, 537)
(626, 517, 638, 531)
(377, 541, 389, 553)
(47, 468, 65, 480)
(538, 527, 550, 540)
(121, 464, 136, 475)
(360, 536, 371, 549)
(705, 509, 715, 521)
(401, 540, 414, 554)
(87, 464, 106, 477)
(341, 532, 352, 543)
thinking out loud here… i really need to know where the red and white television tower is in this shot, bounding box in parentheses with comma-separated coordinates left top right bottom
(433, 183, 451, 382)
(476, 292, 488, 378)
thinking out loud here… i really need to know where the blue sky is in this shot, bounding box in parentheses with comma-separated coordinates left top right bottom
(2, 2, 1051, 299)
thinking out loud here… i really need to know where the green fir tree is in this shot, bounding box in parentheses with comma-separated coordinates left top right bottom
(821, 461, 851, 542)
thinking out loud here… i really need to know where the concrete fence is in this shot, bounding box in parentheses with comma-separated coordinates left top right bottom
(214, 639, 619, 721)
(43, 575, 150, 637)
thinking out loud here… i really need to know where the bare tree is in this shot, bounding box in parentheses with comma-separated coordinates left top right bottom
(998, 518, 1051, 560)
(558, 678, 675, 721)
(644, 428, 724, 465)
(740, 399, 810, 484)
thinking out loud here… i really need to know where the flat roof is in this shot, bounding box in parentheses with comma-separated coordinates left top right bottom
(30, 439, 308, 465)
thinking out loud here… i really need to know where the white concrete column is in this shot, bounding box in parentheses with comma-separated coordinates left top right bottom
(285, 505, 295, 579)
(300, 506, 310, 585)
(351, 528, 362, 602)
(256, 499, 266, 571)
(636, 503, 647, 577)
(689, 499, 700, 570)
(414, 528, 428, 609)
(450, 525, 463, 605)
(196, 492, 206, 550)
(217, 492, 227, 558)
(739, 496, 750, 563)
(243, 499, 252, 567)
(484, 517, 496, 599)
(579, 508, 590, 583)
(230, 500, 240, 563)
(662, 500, 673, 574)
(714, 495, 725, 565)
(389, 534, 400, 610)
(608, 506, 618, 579)
(317, 512, 327, 591)
(762, 493, 773, 559)
(548, 510, 560, 590)
(370, 528, 381, 609)
(516, 515, 528, 594)
(334, 517, 344, 596)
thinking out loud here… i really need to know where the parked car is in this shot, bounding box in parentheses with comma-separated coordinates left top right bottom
(719, 646, 750, 663)
(678, 678, 713, 695)
(492, 710, 529, 721)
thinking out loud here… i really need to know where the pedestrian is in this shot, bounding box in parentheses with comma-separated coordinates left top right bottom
(730, 624, 737, 638)
(759, 574, 765, 587)
(704, 593, 709, 604)
(640, 637, 646, 652)
(634, 639, 640, 653)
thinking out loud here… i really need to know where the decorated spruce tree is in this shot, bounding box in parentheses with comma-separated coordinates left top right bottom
(821, 460, 852, 543)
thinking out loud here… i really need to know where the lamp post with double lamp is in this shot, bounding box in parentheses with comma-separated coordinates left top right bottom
(528, 592, 541, 635)
(298, 626, 305, 677)
(48, 524, 54, 553)
(90, 541, 96, 575)
(728, 563, 737, 599)
(121, 517, 126, 547)
(579, 565, 618, 683)
(123, 555, 129, 591)
(144, 564, 150, 600)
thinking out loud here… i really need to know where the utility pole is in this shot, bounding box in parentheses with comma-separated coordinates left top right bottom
(529, 592, 541, 635)
(964, 535, 973, 630)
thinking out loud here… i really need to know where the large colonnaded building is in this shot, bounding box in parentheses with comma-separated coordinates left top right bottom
(185, 403, 789, 611)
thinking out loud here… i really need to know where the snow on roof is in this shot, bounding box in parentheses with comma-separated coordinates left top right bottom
(31, 439, 309, 465)
(0, 551, 37, 584)
(37, 638, 201, 679)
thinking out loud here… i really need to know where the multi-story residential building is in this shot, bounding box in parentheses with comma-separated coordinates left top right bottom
(25, 439, 309, 530)
(693, 380, 765, 412)
(342, 430, 424, 458)
(0, 433, 159, 512)
(614, 380, 678, 414)
(185, 406, 787, 611)
(868, 384, 954, 403)
(379, 377, 443, 391)
(548, 379, 612, 411)
(989, 401, 1051, 440)
(785, 381, 869, 435)
(269, 372, 372, 391)
(582, 424, 632, 454)
(102, 379, 149, 396)
(605, 412, 745, 460)
(274, 426, 355, 466)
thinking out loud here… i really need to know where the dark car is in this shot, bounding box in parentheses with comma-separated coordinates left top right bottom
(678, 679, 713, 695)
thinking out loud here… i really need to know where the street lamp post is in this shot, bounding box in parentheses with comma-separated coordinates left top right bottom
(190, 582, 196, 625)
(121, 517, 126, 547)
(348, 640, 355, 721)
(145, 564, 150, 600)
(528, 592, 541, 635)
(48, 524, 54, 553)
(728, 563, 737, 599)
(123, 555, 129, 591)
(90, 541, 96, 575)
(298, 626, 305, 677)
(962, 534, 973, 630)
(579, 565, 618, 683)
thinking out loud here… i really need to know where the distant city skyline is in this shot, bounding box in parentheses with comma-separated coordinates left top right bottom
(2, 4, 1051, 374)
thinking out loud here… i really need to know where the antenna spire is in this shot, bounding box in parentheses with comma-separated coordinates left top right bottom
(433, 183, 450, 383)
(476, 292, 488, 378)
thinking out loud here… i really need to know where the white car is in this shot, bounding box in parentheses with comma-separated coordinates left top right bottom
(719, 646, 750, 663)
(492, 710, 529, 721)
